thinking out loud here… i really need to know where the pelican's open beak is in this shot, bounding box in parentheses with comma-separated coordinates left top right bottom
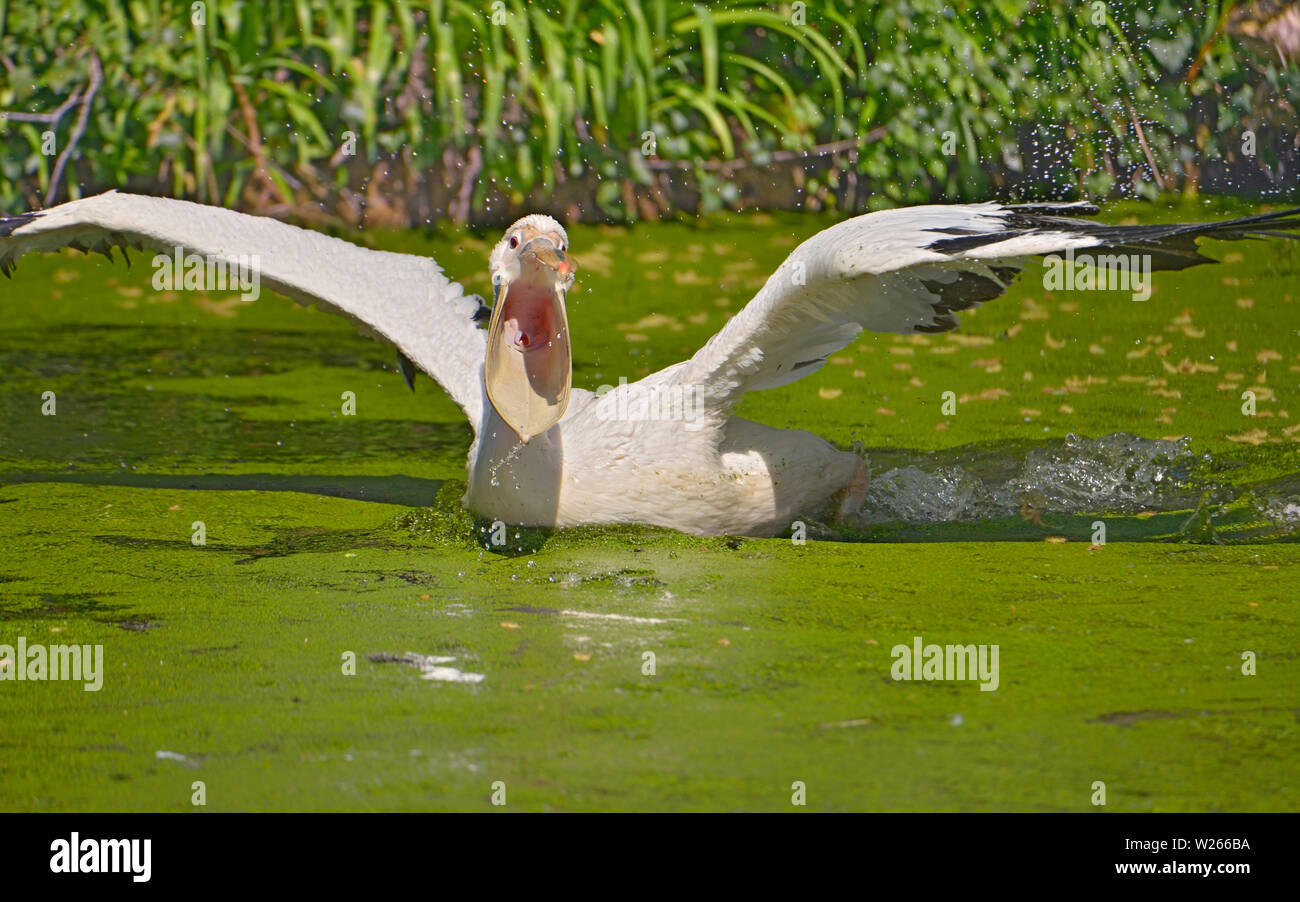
(485, 237, 576, 442)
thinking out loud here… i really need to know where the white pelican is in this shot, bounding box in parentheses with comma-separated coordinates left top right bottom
(3, 191, 1298, 536)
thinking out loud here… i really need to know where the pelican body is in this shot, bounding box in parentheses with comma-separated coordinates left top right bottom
(467, 375, 860, 536)
(3, 192, 1297, 536)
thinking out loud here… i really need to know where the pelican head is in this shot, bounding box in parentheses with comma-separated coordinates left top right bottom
(484, 214, 577, 442)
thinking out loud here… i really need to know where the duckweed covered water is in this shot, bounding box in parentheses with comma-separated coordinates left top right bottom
(0, 200, 1297, 811)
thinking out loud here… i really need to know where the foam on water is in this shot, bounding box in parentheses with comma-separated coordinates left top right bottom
(390, 652, 485, 684)
(560, 609, 685, 625)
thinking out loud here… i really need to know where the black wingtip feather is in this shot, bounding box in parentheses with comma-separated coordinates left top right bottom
(1001, 201, 1102, 216)
(0, 211, 40, 238)
(925, 203, 1300, 270)
(396, 352, 418, 392)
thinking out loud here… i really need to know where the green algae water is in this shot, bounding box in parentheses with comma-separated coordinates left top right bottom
(1, 200, 1297, 811)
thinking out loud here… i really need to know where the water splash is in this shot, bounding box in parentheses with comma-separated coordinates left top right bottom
(1008, 433, 1200, 513)
(1255, 487, 1300, 526)
(488, 438, 527, 488)
(860, 465, 1010, 523)
(859, 432, 1204, 524)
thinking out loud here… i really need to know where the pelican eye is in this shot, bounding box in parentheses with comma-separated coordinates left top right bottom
(508, 234, 519, 249)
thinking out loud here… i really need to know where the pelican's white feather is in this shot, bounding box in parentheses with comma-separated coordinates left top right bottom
(0, 191, 488, 422)
(672, 202, 1104, 412)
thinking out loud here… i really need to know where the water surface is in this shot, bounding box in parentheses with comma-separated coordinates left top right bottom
(1, 201, 1297, 810)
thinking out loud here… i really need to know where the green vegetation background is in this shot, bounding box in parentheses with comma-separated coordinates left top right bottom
(2, 1, 1297, 222)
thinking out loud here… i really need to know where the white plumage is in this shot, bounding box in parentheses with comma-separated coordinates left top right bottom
(4, 191, 1296, 535)
(2, 191, 487, 421)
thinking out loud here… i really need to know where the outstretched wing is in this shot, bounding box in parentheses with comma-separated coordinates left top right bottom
(0, 191, 489, 423)
(671, 201, 1300, 412)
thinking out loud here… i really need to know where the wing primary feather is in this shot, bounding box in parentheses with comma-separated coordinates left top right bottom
(397, 351, 418, 392)
(671, 201, 1300, 412)
(926, 229, 1031, 254)
(1000, 201, 1101, 216)
(0, 212, 41, 237)
(0, 192, 488, 425)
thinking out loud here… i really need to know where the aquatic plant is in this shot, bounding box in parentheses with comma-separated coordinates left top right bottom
(0, 1, 1295, 222)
